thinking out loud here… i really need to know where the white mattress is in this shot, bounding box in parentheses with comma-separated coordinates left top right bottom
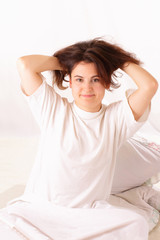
(0, 137, 159, 239)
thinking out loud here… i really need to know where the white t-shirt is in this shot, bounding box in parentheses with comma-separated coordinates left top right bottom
(22, 81, 150, 208)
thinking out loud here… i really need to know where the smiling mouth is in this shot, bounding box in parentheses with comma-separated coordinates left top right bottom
(81, 94, 95, 98)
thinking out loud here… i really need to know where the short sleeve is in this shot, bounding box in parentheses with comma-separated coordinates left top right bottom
(113, 89, 151, 147)
(124, 89, 151, 137)
(21, 80, 67, 130)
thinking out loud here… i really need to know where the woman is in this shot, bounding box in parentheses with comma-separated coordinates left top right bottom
(0, 38, 158, 239)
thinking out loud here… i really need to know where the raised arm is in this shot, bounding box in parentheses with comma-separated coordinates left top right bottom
(17, 55, 63, 96)
(122, 62, 158, 121)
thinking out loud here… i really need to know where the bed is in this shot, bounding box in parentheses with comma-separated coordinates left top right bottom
(0, 137, 160, 239)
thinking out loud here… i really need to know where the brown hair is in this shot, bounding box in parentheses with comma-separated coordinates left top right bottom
(53, 38, 142, 90)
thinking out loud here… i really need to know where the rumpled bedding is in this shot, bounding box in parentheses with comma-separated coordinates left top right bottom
(108, 185, 160, 232)
(0, 134, 160, 239)
(0, 185, 159, 239)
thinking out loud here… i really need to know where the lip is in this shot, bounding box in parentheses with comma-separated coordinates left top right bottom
(80, 94, 95, 98)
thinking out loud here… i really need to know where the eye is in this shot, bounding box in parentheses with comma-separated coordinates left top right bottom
(92, 78, 100, 83)
(76, 78, 82, 82)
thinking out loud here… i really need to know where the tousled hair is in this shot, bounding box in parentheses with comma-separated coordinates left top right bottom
(53, 38, 142, 90)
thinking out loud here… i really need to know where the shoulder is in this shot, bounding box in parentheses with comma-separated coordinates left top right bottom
(23, 80, 69, 105)
(103, 100, 123, 114)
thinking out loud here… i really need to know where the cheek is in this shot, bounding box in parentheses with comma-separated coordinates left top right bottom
(96, 86, 105, 95)
(71, 85, 80, 97)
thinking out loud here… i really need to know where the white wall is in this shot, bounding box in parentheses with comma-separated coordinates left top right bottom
(0, 0, 160, 137)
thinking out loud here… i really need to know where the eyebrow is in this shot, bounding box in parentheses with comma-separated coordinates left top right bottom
(73, 75, 100, 78)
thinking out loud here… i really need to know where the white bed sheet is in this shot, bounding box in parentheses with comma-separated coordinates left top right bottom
(0, 137, 160, 239)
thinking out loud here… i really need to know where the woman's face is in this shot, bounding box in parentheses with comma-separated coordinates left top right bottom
(69, 61, 106, 112)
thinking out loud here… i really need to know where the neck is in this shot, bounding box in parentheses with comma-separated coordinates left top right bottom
(75, 102, 102, 112)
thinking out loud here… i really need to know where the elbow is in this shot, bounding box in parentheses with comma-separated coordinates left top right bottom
(16, 57, 24, 67)
(16, 57, 28, 71)
(145, 78, 159, 96)
(151, 79, 159, 94)
(141, 79, 159, 100)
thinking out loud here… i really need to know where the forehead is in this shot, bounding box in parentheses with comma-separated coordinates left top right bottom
(71, 61, 98, 76)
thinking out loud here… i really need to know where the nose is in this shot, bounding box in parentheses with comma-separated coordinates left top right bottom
(83, 81, 93, 91)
